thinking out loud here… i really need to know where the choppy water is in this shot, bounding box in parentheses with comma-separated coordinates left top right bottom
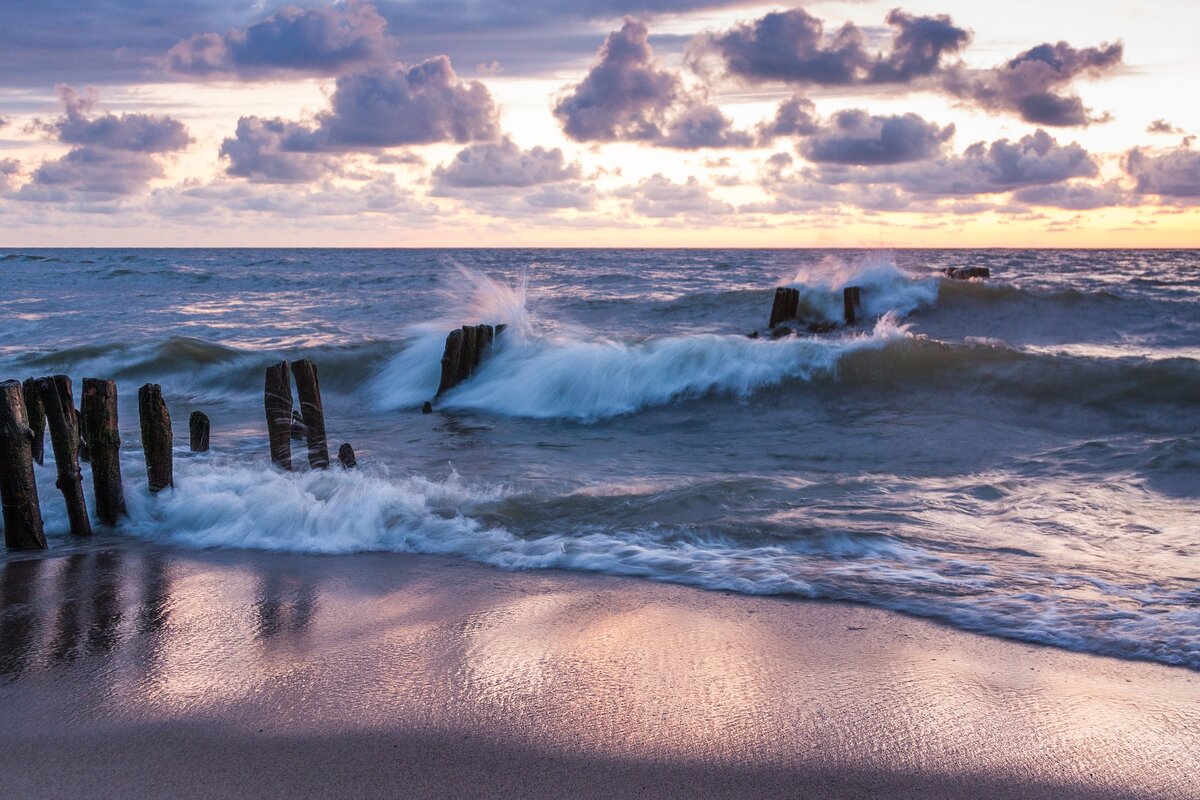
(1, 248, 1197, 669)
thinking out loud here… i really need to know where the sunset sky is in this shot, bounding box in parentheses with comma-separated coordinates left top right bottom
(0, 0, 1197, 247)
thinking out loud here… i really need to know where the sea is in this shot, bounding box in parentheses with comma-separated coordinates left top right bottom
(1, 248, 1197, 669)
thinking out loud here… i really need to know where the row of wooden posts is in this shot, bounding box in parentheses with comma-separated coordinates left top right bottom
(768, 285, 864, 331)
(0, 358, 352, 552)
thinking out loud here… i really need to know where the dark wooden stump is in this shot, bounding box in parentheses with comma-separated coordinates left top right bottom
(457, 325, 478, 385)
(422, 401, 433, 414)
(437, 329, 464, 396)
(138, 383, 173, 493)
(189, 411, 210, 453)
(337, 443, 356, 469)
(0, 380, 46, 550)
(21, 378, 45, 466)
(769, 287, 800, 328)
(291, 358, 329, 470)
(82, 378, 126, 526)
(474, 324, 494, 369)
(36, 375, 92, 537)
(843, 286, 862, 326)
(264, 361, 293, 471)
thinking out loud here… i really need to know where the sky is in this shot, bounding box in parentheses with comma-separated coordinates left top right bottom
(0, 0, 1197, 247)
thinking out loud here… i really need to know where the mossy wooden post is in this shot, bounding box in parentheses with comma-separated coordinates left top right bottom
(264, 361, 293, 471)
(36, 375, 92, 537)
(337, 443, 356, 469)
(82, 378, 126, 526)
(21, 378, 45, 466)
(291, 358, 329, 470)
(138, 383, 173, 493)
(189, 411, 210, 453)
(437, 329, 464, 396)
(0, 380, 46, 550)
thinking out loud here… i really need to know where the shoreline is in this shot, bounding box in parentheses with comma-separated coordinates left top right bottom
(1, 543, 1197, 799)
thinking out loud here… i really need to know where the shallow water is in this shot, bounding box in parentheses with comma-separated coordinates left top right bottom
(1, 248, 1197, 668)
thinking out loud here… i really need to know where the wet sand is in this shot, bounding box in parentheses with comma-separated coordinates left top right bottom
(0, 542, 1197, 799)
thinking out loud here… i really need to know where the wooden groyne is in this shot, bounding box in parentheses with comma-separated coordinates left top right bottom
(435, 323, 506, 399)
(82, 378, 126, 526)
(0, 380, 47, 550)
(766, 286, 863, 332)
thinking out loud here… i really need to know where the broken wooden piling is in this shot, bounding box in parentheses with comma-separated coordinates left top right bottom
(189, 411, 210, 453)
(36, 375, 92, 537)
(291, 358, 329, 470)
(843, 286, 862, 326)
(437, 324, 500, 397)
(21, 378, 45, 466)
(337, 443, 356, 469)
(264, 361, 293, 471)
(769, 287, 800, 329)
(82, 378, 126, 526)
(138, 383, 173, 493)
(0, 380, 47, 551)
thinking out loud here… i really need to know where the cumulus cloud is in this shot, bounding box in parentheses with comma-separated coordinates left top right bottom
(432, 137, 580, 189)
(0, 158, 20, 190)
(1146, 119, 1182, 135)
(1125, 145, 1200, 198)
(798, 110, 954, 166)
(14, 86, 191, 202)
(756, 95, 819, 142)
(943, 41, 1123, 126)
(220, 57, 500, 182)
(869, 9, 972, 84)
(166, 1, 393, 78)
(615, 173, 732, 218)
(1012, 181, 1130, 210)
(660, 103, 754, 149)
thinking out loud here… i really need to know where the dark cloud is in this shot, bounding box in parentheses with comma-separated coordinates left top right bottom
(798, 110, 954, 166)
(1011, 181, 1129, 210)
(1146, 119, 1182, 135)
(943, 41, 1122, 126)
(432, 137, 580, 189)
(1125, 145, 1200, 198)
(660, 103, 753, 149)
(220, 56, 500, 182)
(166, 1, 393, 78)
(868, 9, 971, 84)
(553, 18, 679, 142)
(13, 86, 191, 202)
(756, 95, 819, 142)
(615, 173, 732, 218)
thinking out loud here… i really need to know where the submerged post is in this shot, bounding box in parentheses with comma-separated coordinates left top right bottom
(21, 378, 45, 466)
(36, 375, 92, 537)
(291, 358, 329, 470)
(843, 286, 862, 326)
(82, 378, 126, 526)
(0, 380, 47, 550)
(264, 361, 293, 471)
(138, 383, 173, 493)
(337, 443, 356, 469)
(189, 411, 210, 453)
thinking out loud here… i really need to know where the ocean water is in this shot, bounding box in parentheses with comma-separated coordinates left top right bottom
(1, 248, 1197, 669)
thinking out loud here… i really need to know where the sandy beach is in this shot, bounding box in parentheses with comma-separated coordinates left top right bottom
(0, 542, 1195, 799)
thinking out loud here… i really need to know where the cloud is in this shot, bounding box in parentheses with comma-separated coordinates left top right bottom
(1146, 119, 1182, 135)
(756, 95, 819, 142)
(165, 1, 393, 78)
(13, 86, 191, 203)
(0, 159, 20, 190)
(660, 103, 753, 149)
(432, 137, 580, 189)
(1125, 145, 1200, 198)
(943, 41, 1122, 126)
(798, 110, 954, 165)
(220, 57, 500, 182)
(553, 18, 679, 142)
(615, 173, 732, 218)
(868, 9, 972, 84)
(1011, 181, 1130, 210)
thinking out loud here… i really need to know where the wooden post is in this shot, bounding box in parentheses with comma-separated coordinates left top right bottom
(337, 443, 356, 469)
(82, 378, 126, 526)
(289, 410, 305, 441)
(437, 329, 464, 396)
(457, 325, 478, 385)
(843, 286, 861, 326)
(21, 378, 45, 466)
(76, 406, 90, 463)
(0, 380, 46, 550)
(291, 358, 329, 470)
(769, 287, 800, 329)
(36, 375, 92, 537)
(422, 401, 433, 414)
(138, 383, 173, 493)
(264, 361, 293, 471)
(189, 411, 210, 452)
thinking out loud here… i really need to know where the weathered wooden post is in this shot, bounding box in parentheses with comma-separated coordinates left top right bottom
(843, 286, 862, 326)
(0, 380, 46, 550)
(337, 443, 356, 469)
(36, 375, 92, 537)
(291, 358, 329, 470)
(82, 378, 126, 526)
(457, 326, 479, 385)
(264, 361, 293, 471)
(290, 410, 305, 441)
(437, 329, 464, 396)
(189, 411, 210, 453)
(76, 406, 90, 463)
(138, 383, 173, 492)
(21, 378, 45, 465)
